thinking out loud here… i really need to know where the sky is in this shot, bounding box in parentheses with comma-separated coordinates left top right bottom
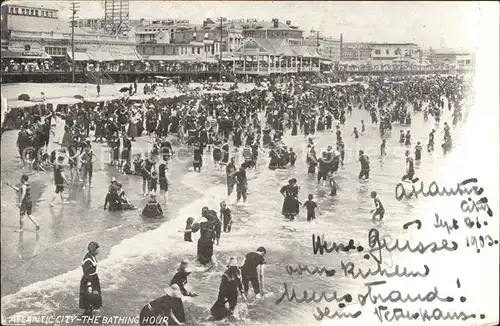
(6, 0, 482, 50)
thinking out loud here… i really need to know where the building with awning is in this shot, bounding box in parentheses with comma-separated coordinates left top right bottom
(1, 3, 139, 65)
(86, 50, 115, 62)
(142, 54, 216, 63)
(425, 48, 475, 70)
(67, 51, 91, 62)
(0, 49, 51, 60)
(232, 37, 321, 75)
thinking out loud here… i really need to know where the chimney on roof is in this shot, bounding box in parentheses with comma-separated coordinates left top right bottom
(203, 19, 207, 27)
(272, 18, 279, 28)
(286, 20, 291, 25)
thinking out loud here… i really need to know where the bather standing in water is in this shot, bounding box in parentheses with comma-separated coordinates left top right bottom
(280, 178, 300, 220)
(191, 207, 221, 265)
(79, 241, 102, 317)
(210, 257, 247, 321)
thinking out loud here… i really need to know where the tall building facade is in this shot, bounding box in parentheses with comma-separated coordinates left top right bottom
(241, 18, 303, 45)
(369, 42, 419, 64)
(341, 42, 372, 61)
(304, 31, 341, 62)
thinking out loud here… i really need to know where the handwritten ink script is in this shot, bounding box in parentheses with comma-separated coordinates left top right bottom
(276, 178, 498, 323)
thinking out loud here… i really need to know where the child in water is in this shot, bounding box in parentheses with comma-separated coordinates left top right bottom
(184, 217, 194, 242)
(361, 120, 365, 133)
(149, 171, 158, 195)
(352, 127, 359, 140)
(122, 160, 133, 175)
(220, 201, 232, 233)
(399, 130, 405, 144)
(303, 194, 320, 222)
(289, 148, 297, 167)
(380, 139, 387, 157)
(327, 172, 339, 196)
(370, 191, 385, 220)
(414, 141, 422, 161)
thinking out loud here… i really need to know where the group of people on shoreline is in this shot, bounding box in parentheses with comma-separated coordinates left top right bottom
(4, 71, 473, 324)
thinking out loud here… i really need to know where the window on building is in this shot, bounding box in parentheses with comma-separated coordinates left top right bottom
(385, 49, 389, 55)
(25, 44, 31, 51)
(21, 8, 25, 14)
(35, 10, 38, 16)
(395, 48, 401, 55)
(197, 47, 200, 54)
(466, 59, 471, 64)
(30, 10, 34, 15)
(374, 49, 381, 55)
(191, 47, 195, 54)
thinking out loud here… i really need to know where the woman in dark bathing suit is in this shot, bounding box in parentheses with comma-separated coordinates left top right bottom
(280, 178, 300, 220)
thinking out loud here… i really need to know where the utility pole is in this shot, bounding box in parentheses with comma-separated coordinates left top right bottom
(70, 2, 80, 83)
(219, 17, 223, 82)
(316, 30, 321, 72)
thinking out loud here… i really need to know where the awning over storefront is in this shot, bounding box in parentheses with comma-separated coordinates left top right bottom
(123, 51, 142, 61)
(87, 50, 115, 62)
(144, 55, 210, 62)
(67, 51, 91, 61)
(109, 50, 126, 61)
(108, 48, 142, 61)
(1, 50, 51, 60)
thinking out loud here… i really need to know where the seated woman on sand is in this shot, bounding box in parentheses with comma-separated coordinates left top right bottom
(142, 194, 164, 219)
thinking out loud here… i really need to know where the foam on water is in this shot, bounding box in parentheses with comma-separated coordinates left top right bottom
(3, 99, 498, 325)
(1, 154, 286, 319)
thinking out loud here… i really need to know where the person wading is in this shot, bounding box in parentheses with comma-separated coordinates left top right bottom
(79, 241, 102, 317)
(241, 246, 266, 299)
(6, 174, 40, 233)
(139, 284, 186, 326)
(210, 257, 247, 321)
(170, 260, 199, 297)
(191, 207, 221, 265)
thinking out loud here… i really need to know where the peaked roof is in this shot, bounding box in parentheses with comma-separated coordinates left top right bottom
(233, 38, 281, 55)
(234, 38, 321, 58)
(275, 40, 295, 56)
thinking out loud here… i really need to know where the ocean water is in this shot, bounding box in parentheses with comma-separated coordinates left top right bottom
(1, 98, 498, 326)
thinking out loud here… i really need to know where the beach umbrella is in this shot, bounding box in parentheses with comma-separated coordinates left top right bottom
(18, 94, 30, 101)
(119, 87, 131, 93)
(74, 95, 84, 100)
